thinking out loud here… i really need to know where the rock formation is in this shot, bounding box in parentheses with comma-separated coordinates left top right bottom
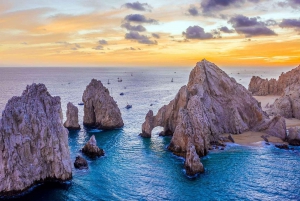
(267, 84, 300, 119)
(248, 65, 300, 96)
(74, 156, 88, 170)
(0, 83, 72, 196)
(287, 127, 300, 146)
(82, 135, 104, 158)
(82, 79, 124, 129)
(64, 102, 80, 130)
(141, 59, 286, 176)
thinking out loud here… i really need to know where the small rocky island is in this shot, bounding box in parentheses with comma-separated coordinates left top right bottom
(0, 83, 72, 196)
(82, 135, 105, 158)
(64, 102, 80, 130)
(82, 79, 124, 129)
(141, 60, 286, 176)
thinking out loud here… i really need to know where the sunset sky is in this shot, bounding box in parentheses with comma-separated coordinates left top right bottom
(0, 0, 299, 67)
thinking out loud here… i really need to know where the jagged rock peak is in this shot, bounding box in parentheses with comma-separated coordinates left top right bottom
(82, 135, 104, 158)
(64, 102, 80, 130)
(141, 60, 286, 176)
(248, 64, 300, 96)
(0, 83, 72, 196)
(82, 79, 124, 129)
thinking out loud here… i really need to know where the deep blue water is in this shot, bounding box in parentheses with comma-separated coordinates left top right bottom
(0, 66, 299, 201)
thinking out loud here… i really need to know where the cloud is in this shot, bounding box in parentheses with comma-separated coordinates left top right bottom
(121, 22, 146, 32)
(124, 14, 158, 24)
(278, 0, 300, 8)
(200, 0, 259, 13)
(219, 26, 235, 33)
(93, 45, 104, 50)
(187, 5, 199, 16)
(279, 18, 300, 31)
(122, 2, 152, 11)
(125, 31, 157, 44)
(152, 33, 160, 39)
(183, 25, 213, 39)
(228, 15, 276, 37)
(99, 39, 108, 45)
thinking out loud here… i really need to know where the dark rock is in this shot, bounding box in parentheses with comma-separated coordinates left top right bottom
(261, 135, 269, 143)
(228, 134, 235, 143)
(74, 156, 88, 169)
(82, 135, 105, 158)
(275, 144, 289, 150)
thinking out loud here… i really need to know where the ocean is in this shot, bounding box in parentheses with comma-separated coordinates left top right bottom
(0, 65, 299, 201)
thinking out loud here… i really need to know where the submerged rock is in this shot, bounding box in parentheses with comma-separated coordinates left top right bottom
(64, 102, 80, 130)
(0, 83, 72, 196)
(82, 79, 124, 129)
(248, 65, 300, 96)
(141, 59, 286, 176)
(82, 135, 104, 158)
(74, 156, 88, 169)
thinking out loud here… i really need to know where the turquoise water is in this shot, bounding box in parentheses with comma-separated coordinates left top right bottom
(0, 66, 299, 201)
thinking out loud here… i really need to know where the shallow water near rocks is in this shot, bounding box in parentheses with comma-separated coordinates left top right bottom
(0, 66, 299, 201)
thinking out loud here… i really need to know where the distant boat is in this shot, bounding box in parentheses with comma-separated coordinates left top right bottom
(118, 78, 122, 82)
(131, 73, 133, 76)
(171, 78, 173, 82)
(125, 104, 132, 109)
(120, 92, 124, 96)
(78, 102, 84, 106)
(107, 79, 110, 84)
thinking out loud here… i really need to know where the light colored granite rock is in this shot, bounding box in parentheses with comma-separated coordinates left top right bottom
(0, 83, 72, 196)
(82, 79, 124, 129)
(64, 102, 80, 130)
(287, 127, 300, 146)
(141, 59, 286, 176)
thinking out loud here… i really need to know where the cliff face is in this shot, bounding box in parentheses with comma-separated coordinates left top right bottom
(267, 84, 300, 119)
(248, 65, 300, 96)
(141, 60, 286, 176)
(64, 102, 80, 130)
(82, 79, 124, 129)
(0, 84, 72, 196)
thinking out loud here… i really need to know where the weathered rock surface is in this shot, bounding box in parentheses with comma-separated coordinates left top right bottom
(74, 156, 88, 169)
(287, 127, 300, 146)
(82, 79, 124, 129)
(64, 102, 80, 130)
(267, 84, 300, 119)
(141, 59, 286, 176)
(184, 142, 204, 176)
(82, 135, 104, 158)
(248, 65, 300, 96)
(0, 83, 72, 196)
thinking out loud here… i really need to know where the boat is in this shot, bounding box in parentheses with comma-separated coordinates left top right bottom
(120, 92, 124, 96)
(171, 78, 173, 82)
(125, 104, 132, 109)
(78, 102, 84, 106)
(107, 79, 110, 84)
(118, 78, 122, 82)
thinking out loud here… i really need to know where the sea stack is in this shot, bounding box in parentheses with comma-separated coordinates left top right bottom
(64, 102, 80, 130)
(82, 135, 104, 158)
(248, 65, 300, 96)
(82, 79, 124, 129)
(0, 83, 72, 196)
(141, 59, 286, 176)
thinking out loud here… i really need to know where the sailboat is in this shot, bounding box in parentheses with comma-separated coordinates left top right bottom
(107, 79, 110, 84)
(171, 78, 173, 82)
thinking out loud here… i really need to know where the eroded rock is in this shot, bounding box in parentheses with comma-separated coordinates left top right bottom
(0, 83, 72, 196)
(64, 102, 80, 130)
(82, 79, 124, 129)
(82, 135, 104, 158)
(141, 59, 286, 176)
(287, 127, 300, 146)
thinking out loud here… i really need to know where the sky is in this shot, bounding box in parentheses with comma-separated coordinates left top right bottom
(0, 0, 299, 67)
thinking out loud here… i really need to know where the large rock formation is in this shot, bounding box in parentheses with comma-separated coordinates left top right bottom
(82, 79, 124, 129)
(248, 65, 300, 96)
(0, 83, 72, 196)
(82, 135, 104, 158)
(141, 59, 286, 176)
(64, 102, 80, 130)
(267, 84, 300, 119)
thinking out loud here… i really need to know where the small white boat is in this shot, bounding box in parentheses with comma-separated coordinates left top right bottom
(171, 78, 173, 82)
(107, 79, 110, 84)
